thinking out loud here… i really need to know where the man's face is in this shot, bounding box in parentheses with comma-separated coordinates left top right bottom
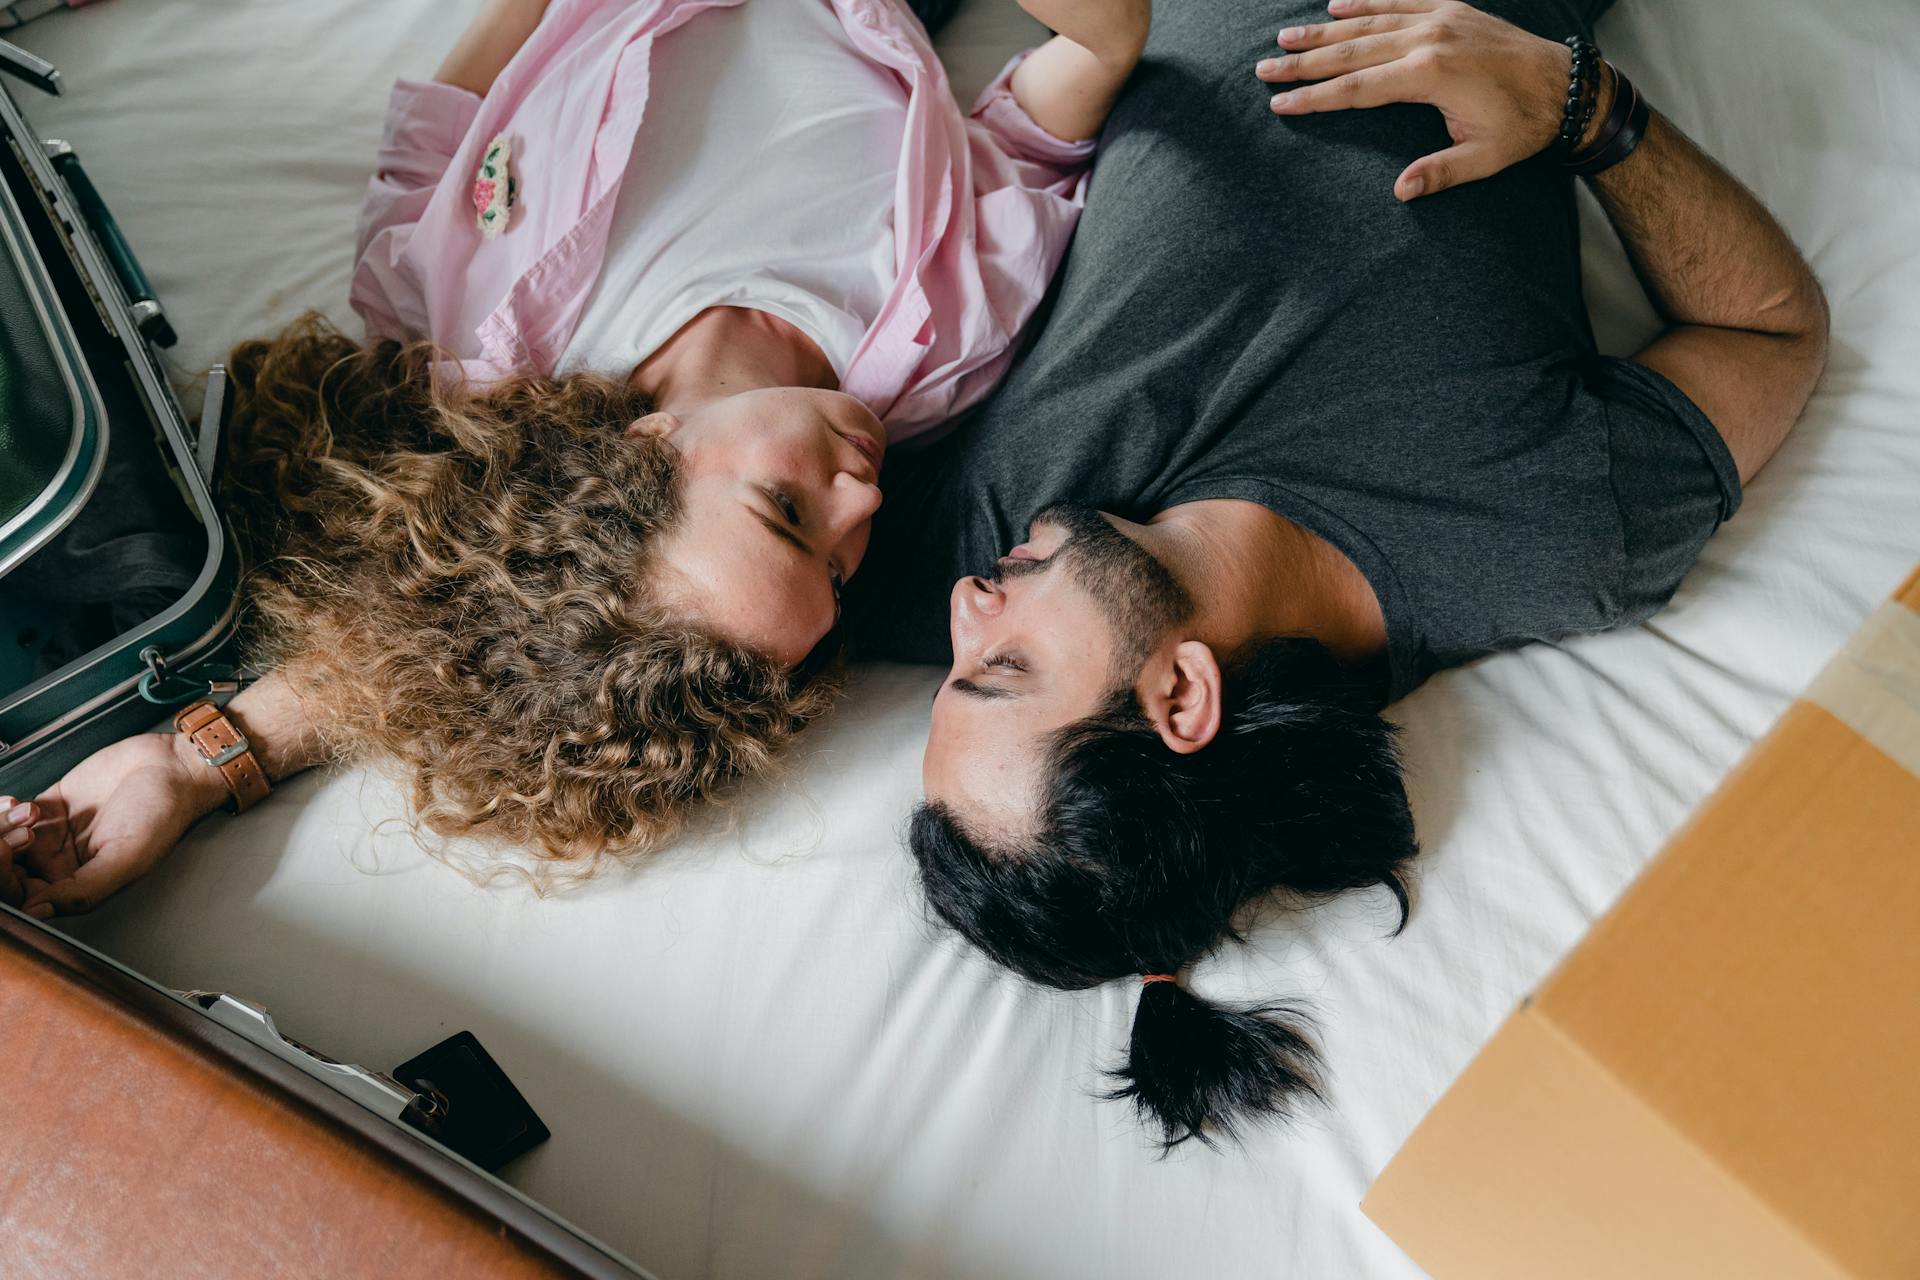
(923, 504, 1193, 838)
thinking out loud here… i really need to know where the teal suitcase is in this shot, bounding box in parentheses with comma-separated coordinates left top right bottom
(0, 46, 654, 1277)
(0, 47, 242, 796)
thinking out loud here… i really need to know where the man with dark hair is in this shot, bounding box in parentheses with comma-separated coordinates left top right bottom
(847, 0, 1828, 1145)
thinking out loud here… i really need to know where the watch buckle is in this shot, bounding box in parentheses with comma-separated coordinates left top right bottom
(206, 736, 251, 768)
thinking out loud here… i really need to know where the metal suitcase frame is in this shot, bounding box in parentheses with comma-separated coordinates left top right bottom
(0, 45, 651, 1276)
(0, 905, 652, 1278)
(0, 54, 240, 794)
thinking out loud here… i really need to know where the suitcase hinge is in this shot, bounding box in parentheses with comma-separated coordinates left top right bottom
(137, 645, 240, 706)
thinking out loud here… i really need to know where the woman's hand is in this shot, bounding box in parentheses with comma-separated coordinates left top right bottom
(1255, 0, 1607, 201)
(2, 732, 230, 920)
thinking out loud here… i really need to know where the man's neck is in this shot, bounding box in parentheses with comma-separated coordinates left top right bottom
(629, 306, 839, 412)
(1137, 500, 1387, 663)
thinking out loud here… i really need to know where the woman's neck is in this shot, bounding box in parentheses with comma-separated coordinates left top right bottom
(629, 306, 838, 412)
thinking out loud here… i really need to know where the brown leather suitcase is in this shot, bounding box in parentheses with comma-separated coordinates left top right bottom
(0, 906, 652, 1279)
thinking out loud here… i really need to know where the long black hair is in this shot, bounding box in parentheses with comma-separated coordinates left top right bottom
(909, 638, 1417, 1150)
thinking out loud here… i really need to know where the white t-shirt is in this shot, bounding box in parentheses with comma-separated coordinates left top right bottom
(558, 0, 907, 379)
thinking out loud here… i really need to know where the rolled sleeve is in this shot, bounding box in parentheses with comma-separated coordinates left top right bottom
(1594, 355, 1743, 625)
(967, 51, 1098, 171)
(351, 79, 484, 341)
(888, 53, 1094, 442)
(372, 78, 484, 192)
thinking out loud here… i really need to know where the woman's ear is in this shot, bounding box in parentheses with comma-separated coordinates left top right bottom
(1139, 640, 1224, 756)
(625, 411, 681, 439)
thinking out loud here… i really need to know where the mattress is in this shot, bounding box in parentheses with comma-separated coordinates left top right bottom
(17, 1, 1920, 1277)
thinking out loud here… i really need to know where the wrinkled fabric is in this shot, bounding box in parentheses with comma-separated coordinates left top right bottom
(852, 0, 1739, 704)
(22, 0, 1920, 1275)
(349, 0, 1094, 443)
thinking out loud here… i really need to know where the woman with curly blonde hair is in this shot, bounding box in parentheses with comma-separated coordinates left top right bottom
(223, 316, 849, 868)
(4, 0, 1150, 917)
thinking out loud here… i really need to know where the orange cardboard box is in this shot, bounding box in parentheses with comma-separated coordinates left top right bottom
(1363, 566, 1920, 1280)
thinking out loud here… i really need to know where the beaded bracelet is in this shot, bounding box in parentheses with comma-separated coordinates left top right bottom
(1565, 63, 1652, 177)
(1554, 36, 1602, 159)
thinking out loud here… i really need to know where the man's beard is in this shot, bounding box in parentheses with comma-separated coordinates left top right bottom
(996, 503, 1195, 678)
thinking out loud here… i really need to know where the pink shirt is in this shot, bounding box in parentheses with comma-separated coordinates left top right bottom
(350, 0, 1095, 443)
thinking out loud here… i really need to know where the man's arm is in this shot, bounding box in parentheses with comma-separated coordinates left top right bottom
(1009, 0, 1151, 142)
(1257, 0, 1828, 483)
(1584, 109, 1828, 483)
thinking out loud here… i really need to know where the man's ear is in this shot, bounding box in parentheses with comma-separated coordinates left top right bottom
(625, 411, 681, 439)
(1138, 639, 1223, 756)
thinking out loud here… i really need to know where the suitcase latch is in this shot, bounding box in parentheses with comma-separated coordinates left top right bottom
(137, 645, 240, 706)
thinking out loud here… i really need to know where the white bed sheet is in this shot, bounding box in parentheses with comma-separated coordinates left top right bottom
(17, 1, 1920, 1277)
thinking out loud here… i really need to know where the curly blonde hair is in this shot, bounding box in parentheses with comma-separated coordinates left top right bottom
(222, 312, 841, 873)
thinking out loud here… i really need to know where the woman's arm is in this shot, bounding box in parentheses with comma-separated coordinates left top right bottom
(355, 0, 551, 337)
(1009, 0, 1151, 142)
(4, 670, 329, 919)
(434, 0, 554, 97)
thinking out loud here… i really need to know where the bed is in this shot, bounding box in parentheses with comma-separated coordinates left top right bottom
(16, 1, 1919, 1276)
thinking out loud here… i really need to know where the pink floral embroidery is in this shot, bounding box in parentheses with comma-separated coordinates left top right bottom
(474, 134, 513, 238)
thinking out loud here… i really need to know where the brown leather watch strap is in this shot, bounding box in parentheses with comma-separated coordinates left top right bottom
(173, 700, 271, 814)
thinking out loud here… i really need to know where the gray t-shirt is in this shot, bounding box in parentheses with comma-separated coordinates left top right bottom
(848, 0, 1740, 704)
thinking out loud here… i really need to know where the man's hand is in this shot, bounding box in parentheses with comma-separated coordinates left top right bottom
(1009, 0, 1152, 142)
(1255, 0, 1599, 201)
(3, 732, 231, 920)
(1256, 0, 1827, 481)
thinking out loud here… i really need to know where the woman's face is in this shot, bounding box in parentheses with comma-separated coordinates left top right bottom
(632, 386, 885, 666)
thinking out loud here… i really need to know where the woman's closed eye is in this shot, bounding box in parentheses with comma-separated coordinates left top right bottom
(770, 488, 802, 527)
(983, 652, 1027, 673)
(759, 485, 843, 609)
(755, 485, 813, 552)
